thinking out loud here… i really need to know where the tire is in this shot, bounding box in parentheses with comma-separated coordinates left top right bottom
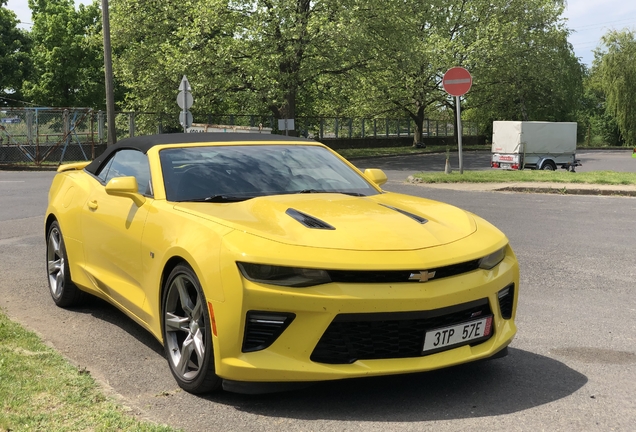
(162, 264, 221, 394)
(46, 221, 84, 307)
(540, 160, 556, 171)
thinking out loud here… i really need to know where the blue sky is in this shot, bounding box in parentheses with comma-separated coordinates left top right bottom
(563, 0, 636, 66)
(6, 0, 636, 67)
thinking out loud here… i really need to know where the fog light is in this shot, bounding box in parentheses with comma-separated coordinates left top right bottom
(242, 311, 295, 352)
(498, 284, 515, 319)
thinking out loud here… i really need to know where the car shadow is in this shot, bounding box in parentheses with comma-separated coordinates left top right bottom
(71, 294, 165, 356)
(206, 348, 587, 422)
(68, 296, 587, 422)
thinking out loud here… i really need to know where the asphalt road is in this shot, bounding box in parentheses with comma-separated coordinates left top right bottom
(1, 151, 635, 431)
(352, 149, 636, 182)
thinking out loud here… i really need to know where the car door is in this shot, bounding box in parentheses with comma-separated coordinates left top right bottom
(81, 149, 153, 322)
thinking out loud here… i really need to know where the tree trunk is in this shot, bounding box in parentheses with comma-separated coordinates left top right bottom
(411, 105, 426, 147)
(283, 89, 298, 137)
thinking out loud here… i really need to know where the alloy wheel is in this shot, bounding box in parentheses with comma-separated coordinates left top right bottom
(164, 274, 206, 381)
(47, 226, 65, 299)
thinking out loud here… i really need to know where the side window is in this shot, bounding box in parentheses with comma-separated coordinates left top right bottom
(95, 149, 152, 196)
(96, 157, 114, 183)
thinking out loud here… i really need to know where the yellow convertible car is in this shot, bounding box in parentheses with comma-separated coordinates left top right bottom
(45, 133, 518, 394)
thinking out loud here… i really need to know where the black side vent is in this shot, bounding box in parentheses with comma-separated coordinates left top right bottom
(380, 204, 428, 224)
(286, 208, 335, 230)
(242, 311, 296, 352)
(498, 283, 515, 319)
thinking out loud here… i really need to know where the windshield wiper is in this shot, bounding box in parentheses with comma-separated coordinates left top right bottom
(294, 189, 366, 197)
(295, 189, 325, 194)
(184, 195, 252, 203)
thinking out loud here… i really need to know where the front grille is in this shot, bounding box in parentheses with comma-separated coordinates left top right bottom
(242, 311, 295, 352)
(498, 283, 515, 319)
(310, 299, 493, 364)
(326, 259, 481, 284)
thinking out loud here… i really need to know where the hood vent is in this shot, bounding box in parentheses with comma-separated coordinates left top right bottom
(286, 208, 335, 230)
(381, 204, 428, 224)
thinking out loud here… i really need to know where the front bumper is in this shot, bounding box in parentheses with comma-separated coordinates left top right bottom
(210, 244, 519, 383)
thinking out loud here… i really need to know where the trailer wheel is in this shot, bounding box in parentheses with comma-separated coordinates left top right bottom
(540, 160, 557, 171)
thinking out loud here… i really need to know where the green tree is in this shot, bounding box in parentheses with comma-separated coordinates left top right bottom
(111, 0, 368, 131)
(110, 0, 239, 125)
(467, 0, 583, 129)
(595, 29, 636, 146)
(340, 0, 459, 145)
(345, 0, 583, 145)
(0, 0, 32, 106)
(23, 0, 104, 107)
(229, 0, 368, 121)
(578, 66, 622, 146)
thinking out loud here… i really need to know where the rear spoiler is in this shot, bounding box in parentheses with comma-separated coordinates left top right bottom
(57, 161, 91, 173)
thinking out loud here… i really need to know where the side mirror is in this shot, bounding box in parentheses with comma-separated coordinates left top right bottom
(105, 176, 146, 207)
(363, 168, 388, 186)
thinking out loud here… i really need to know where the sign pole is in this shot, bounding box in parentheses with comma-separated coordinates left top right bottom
(442, 67, 472, 175)
(182, 104, 187, 133)
(101, 0, 116, 145)
(456, 95, 463, 174)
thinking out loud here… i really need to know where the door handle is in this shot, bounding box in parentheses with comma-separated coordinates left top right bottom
(87, 200, 98, 210)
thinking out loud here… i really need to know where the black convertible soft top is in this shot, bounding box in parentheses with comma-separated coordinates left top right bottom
(84, 132, 312, 175)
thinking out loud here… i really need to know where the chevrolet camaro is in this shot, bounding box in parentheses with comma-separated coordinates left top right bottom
(45, 133, 519, 394)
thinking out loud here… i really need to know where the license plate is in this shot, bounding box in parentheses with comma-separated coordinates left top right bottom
(422, 316, 493, 353)
(501, 163, 510, 169)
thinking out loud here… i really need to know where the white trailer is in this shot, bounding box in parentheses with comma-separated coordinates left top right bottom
(491, 121, 580, 171)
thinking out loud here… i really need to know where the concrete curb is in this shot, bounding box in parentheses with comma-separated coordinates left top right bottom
(407, 180, 636, 197)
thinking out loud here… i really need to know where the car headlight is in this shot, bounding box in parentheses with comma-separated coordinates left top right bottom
(237, 263, 331, 287)
(478, 247, 506, 270)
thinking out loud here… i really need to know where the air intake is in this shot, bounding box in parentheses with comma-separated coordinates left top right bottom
(242, 311, 296, 352)
(286, 208, 335, 230)
(311, 299, 493, 364)
(380, 204, 428, 224)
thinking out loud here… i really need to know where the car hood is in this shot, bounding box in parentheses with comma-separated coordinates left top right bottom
(174, 193, 476, 251)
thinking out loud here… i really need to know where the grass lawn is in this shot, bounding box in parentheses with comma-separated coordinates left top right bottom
(0, 310, 178, 432)
(412, 170, 636, 185)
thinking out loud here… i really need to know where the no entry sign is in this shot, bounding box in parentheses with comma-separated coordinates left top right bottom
(443, 67, 472, 97)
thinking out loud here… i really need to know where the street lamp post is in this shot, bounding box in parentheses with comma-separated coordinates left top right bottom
(101, 0, 116, 146)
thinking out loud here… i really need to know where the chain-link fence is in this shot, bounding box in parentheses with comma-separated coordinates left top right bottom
(311, 117, 476, 140)
(0, 108, 480, 165)
(189, 115, 477, 139)
(0, 108, 102, 165)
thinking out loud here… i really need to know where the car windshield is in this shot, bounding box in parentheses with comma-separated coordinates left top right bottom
(159, 144, 380, 202)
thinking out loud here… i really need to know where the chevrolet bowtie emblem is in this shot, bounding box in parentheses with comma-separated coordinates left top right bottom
(409, 270, 436, 282)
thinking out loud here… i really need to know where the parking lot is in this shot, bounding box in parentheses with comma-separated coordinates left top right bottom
(1, 150, 635, 431)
